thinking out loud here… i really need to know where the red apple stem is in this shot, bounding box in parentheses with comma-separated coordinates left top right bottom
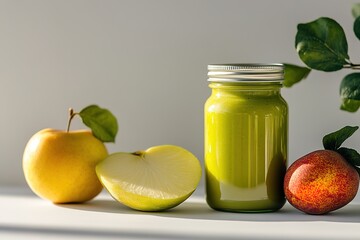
(66, 108, 79, 132)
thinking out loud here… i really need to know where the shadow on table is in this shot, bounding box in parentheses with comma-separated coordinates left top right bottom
(58, 196, 360, 223)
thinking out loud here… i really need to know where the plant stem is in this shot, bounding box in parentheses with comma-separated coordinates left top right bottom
(343, 63, 360, 70)
(66, 108, 78, 132)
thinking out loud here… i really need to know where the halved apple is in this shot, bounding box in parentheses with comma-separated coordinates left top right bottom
(96, 145, 202, 211)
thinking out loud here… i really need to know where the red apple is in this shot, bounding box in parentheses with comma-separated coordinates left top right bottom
(284, 150, 359, 215)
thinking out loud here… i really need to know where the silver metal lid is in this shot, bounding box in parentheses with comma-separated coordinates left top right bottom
(208, 63, 284, 82)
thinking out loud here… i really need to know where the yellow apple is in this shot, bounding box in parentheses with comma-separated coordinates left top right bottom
(96, 145, 202, 211)
(23, 128, 108, 203)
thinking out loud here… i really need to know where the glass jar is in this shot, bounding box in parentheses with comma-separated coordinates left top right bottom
(204, 64, 288, 212)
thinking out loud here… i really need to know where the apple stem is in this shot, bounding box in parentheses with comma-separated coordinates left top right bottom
(66, 108, 79, 132)
(132, 151, 145, 158)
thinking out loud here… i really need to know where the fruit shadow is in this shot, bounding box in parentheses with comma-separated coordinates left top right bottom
(57, 195, 360, 223)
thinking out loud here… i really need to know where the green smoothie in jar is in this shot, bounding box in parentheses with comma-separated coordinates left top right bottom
(205, 64, 288, 212)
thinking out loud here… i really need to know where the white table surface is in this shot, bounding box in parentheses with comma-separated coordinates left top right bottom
(1, 187, 359, 240)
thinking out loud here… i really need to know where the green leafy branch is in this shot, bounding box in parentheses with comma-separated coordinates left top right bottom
(284, 4, 360, 112)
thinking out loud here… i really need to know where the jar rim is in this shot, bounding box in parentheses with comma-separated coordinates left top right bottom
(208, 63, 284, 82)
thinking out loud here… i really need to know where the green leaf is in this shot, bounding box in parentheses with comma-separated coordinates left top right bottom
(323, 126, 359, 151)
(337, 147, 360, 167)
(340, 98, 360, 112)
(354, 16, 360, 40)
(79, 105, 118, 143)
(340, 73, 360, 100)
(283, 63, 311, 87)
(340, 73, 360, 112)
(352, 4, 360, 41)
(352, 3, 360, 18)
(295, 17, 349, 72)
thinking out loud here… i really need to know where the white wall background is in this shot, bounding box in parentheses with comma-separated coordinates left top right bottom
(1, 0, 360, 200)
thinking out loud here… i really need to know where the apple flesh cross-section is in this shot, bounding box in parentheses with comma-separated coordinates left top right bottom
(96, 145, 202, 211)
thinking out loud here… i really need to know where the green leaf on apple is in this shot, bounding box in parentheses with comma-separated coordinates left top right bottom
(322, 126, 360, 175)
(337, 147, 360, 175)
(337, 147, 360, 167)
(79, 105, 118, 143)
(322, 126, 359, 151)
